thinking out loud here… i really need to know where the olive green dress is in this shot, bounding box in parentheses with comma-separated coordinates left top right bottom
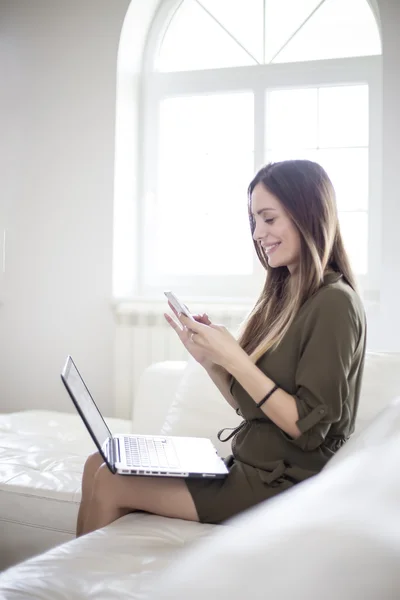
(185, 273, 367, 524)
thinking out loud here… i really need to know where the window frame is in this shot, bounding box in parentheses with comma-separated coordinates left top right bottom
(136, 1, 382, 303)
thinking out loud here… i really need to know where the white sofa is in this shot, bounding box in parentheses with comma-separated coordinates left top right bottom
(0, 353, 400, 599)
(0, 360, 189, 569)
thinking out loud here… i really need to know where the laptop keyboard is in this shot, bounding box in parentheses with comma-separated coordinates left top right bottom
(124, 436, 179, 469)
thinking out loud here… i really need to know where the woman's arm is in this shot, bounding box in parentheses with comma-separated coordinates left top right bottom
(227, 354, 301, 438)
(177, 286, 363, 449)
(175, 315, 299, 433)
(227, 288, 363, 449)
(203, 362, 239, 411)
(206, 356, 300, 436)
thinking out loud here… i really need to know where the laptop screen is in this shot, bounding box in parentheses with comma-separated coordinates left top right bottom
(62, 356, 112, 451)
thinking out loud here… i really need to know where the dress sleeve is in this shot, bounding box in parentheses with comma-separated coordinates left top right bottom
(288, 288, 363, 451)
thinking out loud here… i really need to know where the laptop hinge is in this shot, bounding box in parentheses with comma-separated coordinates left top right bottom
(113, 437, 121, 464)
(104, 436, 115, 466)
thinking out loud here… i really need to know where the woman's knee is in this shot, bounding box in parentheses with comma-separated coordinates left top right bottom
(82, 452, 104, 488)
(91, 463, 118, 504)
(84, 451, 104, 472)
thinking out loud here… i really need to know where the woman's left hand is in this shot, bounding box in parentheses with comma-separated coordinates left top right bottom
(179, 314, 247, 372)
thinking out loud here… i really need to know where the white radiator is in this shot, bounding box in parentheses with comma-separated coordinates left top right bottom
(113, 301, 250, 419)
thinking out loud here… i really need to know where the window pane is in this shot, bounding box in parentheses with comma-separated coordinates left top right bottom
(339, 211, 368, 275)
(266, 89, 318, 149)
(155, 0, 380, 71)
(273, 0, 381, 64)
(267, 86, 369, 151)
(155, 93, 254, 276)
(265, 0, 323, 63)
(199, 0, 264, 63)
(156, 0, 256, 72)
(319, 85, 369, 148)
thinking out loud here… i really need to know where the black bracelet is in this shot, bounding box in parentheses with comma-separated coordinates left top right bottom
(256, 384, 279, 409)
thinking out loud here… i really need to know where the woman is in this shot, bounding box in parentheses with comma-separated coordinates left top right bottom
(77, 159, 366, 536)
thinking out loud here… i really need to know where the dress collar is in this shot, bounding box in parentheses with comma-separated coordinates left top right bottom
(323, 271, 343, 285)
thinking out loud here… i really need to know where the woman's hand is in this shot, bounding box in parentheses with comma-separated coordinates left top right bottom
(164, 303, 214, 367)
(166, 308, 247, 373)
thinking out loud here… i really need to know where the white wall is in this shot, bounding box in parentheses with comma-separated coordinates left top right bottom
(0, 0, 399, 416)
(0, 0, 130, 414)
(379, 0, 400, 351)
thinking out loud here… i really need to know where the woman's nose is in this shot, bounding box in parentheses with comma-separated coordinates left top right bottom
(253, 223, 265, 241)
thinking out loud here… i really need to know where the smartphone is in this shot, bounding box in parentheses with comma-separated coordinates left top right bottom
(164, 291, 193, 319)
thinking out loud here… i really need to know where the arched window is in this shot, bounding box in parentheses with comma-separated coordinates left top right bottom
(138, 0, 382, 301)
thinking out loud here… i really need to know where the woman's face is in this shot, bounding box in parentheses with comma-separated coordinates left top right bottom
(251, 183, 302, 274)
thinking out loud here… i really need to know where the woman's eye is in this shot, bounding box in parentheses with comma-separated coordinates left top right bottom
(264, 218, 275, 224)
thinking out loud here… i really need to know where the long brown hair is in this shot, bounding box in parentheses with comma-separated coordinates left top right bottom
(238, 160, 357, 362)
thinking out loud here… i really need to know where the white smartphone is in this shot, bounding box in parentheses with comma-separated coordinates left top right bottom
(164, 291, 193, 319)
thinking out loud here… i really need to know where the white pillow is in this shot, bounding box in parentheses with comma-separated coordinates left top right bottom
(151, 415, 400, 600)
(161, 357, 241, 457)
(325, 396, 400, 471)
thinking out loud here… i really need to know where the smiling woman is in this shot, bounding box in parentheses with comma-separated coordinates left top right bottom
(80, 158, 367, 532)
(161, 159, 367, 524)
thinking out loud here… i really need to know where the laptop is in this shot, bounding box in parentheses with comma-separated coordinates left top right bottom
(61, 356, 228, 479)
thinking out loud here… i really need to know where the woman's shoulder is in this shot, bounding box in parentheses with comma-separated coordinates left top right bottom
(305, 273, 366, 327)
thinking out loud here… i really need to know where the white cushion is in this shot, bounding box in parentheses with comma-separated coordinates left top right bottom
(161, 357, 241, 457)
(152, 398, 400, 600)
(356, 351, 400, 432)
(325, 396, 400, 470)
(0, 512, 216, 599)
(0, 410, 131, 569)
(132, 360, 187, 434)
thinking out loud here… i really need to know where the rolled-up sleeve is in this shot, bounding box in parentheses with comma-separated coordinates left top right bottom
(289, 288, 362, 451)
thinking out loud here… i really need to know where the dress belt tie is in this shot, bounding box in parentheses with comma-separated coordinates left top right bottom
(217, 420, 247, 442)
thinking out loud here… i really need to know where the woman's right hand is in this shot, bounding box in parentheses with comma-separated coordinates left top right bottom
(164, 302, 213, 368)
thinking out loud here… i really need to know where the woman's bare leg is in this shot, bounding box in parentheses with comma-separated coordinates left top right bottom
(76, 452, 104, 537)
(81, 462, 199, 536)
